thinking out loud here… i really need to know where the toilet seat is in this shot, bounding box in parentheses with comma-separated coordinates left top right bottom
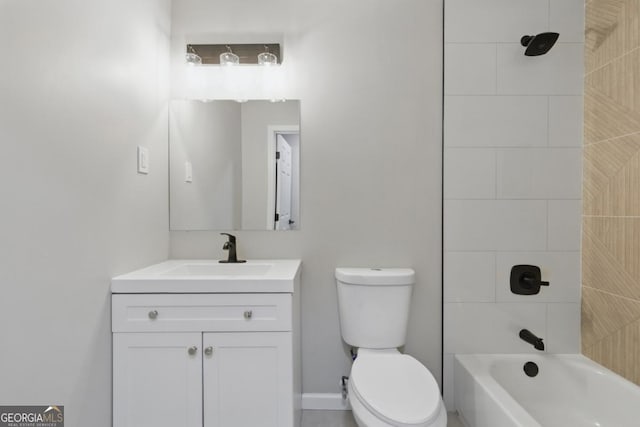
(350, 353, 442, 427)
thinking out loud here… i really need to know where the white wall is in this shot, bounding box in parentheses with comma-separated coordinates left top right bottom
(170, 100, 242, 230)
(240, 100, 300, 230)
(443, 0, 584, 411)
(169, 0, 444, 394)
(0, 1, 171, 425)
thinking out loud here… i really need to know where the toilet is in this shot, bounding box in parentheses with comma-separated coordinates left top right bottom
(336, 268, 447, 427)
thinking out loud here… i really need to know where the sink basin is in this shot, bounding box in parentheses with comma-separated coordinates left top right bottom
(111, 259, 301, 293)
(161, 263, 272, 276)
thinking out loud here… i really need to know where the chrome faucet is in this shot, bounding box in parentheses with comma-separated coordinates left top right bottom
(219, 233, 246, 264)
(519, 329, 544, 351)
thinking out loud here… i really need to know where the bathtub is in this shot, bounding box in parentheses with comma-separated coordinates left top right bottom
(454, 354, 640, 427)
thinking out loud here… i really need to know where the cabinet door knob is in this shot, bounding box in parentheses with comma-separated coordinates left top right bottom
(204, 346, 214, 356)
(244, 310, 253, 319)
(148, 310, 159, 320)
(188, 346, 198, 356)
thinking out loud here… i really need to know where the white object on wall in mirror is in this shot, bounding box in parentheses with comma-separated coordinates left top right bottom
(137, 146, 149, 174)
(185, 161, 193, 183)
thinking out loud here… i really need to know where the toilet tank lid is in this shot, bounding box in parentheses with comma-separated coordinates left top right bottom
(335, 268, 415, 286)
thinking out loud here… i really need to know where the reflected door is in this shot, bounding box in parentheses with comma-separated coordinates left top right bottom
(275, 134, 293, 230)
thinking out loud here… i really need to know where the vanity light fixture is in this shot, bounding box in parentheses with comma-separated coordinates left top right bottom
(185, 45, 202, 66)
(185, 44, 281, 65)
(220, 45, 240, 66)
(257, 45, 278, 66)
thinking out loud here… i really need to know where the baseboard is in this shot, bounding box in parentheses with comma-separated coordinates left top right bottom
(301, 393, 351, 410)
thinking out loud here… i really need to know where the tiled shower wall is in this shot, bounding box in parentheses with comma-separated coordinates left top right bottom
(442, 0, 585, 410)
(582, 0, 640, 384)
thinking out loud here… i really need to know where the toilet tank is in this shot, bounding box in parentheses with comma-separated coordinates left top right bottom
(335, 268, 415, 349)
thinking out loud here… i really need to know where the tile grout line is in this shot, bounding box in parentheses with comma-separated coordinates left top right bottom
(546, 95, 551, 148)
(494, 43, 498, 95)
(546, 199, 550, 251)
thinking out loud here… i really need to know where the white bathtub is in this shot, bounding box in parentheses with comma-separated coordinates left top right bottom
(454, 354, 640, 427)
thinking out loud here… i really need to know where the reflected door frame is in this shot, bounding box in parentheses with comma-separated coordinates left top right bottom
(266, 125, 300, 230)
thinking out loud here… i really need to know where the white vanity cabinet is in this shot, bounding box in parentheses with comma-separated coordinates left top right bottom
(111, 260, 301, 427)
(113, 332, 203, 427)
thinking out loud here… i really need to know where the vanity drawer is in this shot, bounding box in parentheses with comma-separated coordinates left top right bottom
(112, 294, 291, 332)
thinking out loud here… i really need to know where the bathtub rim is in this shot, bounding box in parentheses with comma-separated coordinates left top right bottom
(454, 353, 640, 427)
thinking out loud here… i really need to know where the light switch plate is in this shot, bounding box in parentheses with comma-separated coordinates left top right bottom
(185, 161, 193, 183)
(137, 146, 149, 174)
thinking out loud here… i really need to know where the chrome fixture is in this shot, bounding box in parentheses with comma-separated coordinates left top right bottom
(220, 45, 240, 66)
(185, 43, 281, 65)
(258, 45, 278, 66)
(341, 376, 349, 400)
(185, 45, 202, 65)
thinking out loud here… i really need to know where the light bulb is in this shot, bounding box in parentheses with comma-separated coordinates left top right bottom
(220, 49, 239, 66)
(185, 52, 202, 66)
(258, 51, 278, 66)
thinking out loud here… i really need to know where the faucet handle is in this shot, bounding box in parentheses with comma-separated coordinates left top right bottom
(220, 233, 236, 243)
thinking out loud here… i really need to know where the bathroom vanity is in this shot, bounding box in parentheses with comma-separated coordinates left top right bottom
(111, 259, 302, 427)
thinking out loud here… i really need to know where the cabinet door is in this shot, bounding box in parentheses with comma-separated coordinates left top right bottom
(203, 332, 293, 427)
(113, 333, 202, 427)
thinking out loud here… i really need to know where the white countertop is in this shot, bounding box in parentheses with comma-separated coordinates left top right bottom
(111, 259, 301, 293)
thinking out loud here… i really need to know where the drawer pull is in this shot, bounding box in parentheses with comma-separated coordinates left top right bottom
(148, 310, 159, 320)
(188, 346, 198, 356)
(204, 346, 214, 356)
(244, 310, 253, 320)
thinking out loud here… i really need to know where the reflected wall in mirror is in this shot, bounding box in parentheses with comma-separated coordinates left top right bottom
(169, 100, 300, 231)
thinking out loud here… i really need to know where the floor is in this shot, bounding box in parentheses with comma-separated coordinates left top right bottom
(301, 410, 464, 427)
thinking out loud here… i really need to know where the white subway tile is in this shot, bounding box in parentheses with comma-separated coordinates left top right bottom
(548, 200, 582, 250)
(444, 200, 547, 251)
(445, 0, 549, 43)
(546, 303, 581, 353)
(549, 96, 584, 147)
(444, 302, 547, 353)
(497, 148, 582, 199)
(445, 252, 496, 302)
(550, 0, 585, 43)
(445, 44, 496, 95)
(497, 43, 584, 95)
(444, 148, 496, 199)
(495, 252, 581, 303)
(444, 96, 548, 147)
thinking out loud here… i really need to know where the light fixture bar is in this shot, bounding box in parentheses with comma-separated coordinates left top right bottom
(186, 44, 281, 65)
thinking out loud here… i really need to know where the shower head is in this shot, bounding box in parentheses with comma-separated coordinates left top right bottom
(520, 32, 559, 56)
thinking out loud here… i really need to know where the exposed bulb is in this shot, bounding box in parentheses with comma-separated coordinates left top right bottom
(220, 46, 239, 66)
(185, 52, 202, 66)
(258, 51, 278, 66)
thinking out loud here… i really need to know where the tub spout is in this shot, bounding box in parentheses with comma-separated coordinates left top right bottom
(519, 329, 545, 351)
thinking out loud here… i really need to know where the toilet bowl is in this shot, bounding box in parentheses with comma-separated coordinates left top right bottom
(335, 268, 447, 427)
(348, 349, 446, 427)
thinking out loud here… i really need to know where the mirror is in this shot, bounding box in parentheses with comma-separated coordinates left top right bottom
(169, 100, 300, 231)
